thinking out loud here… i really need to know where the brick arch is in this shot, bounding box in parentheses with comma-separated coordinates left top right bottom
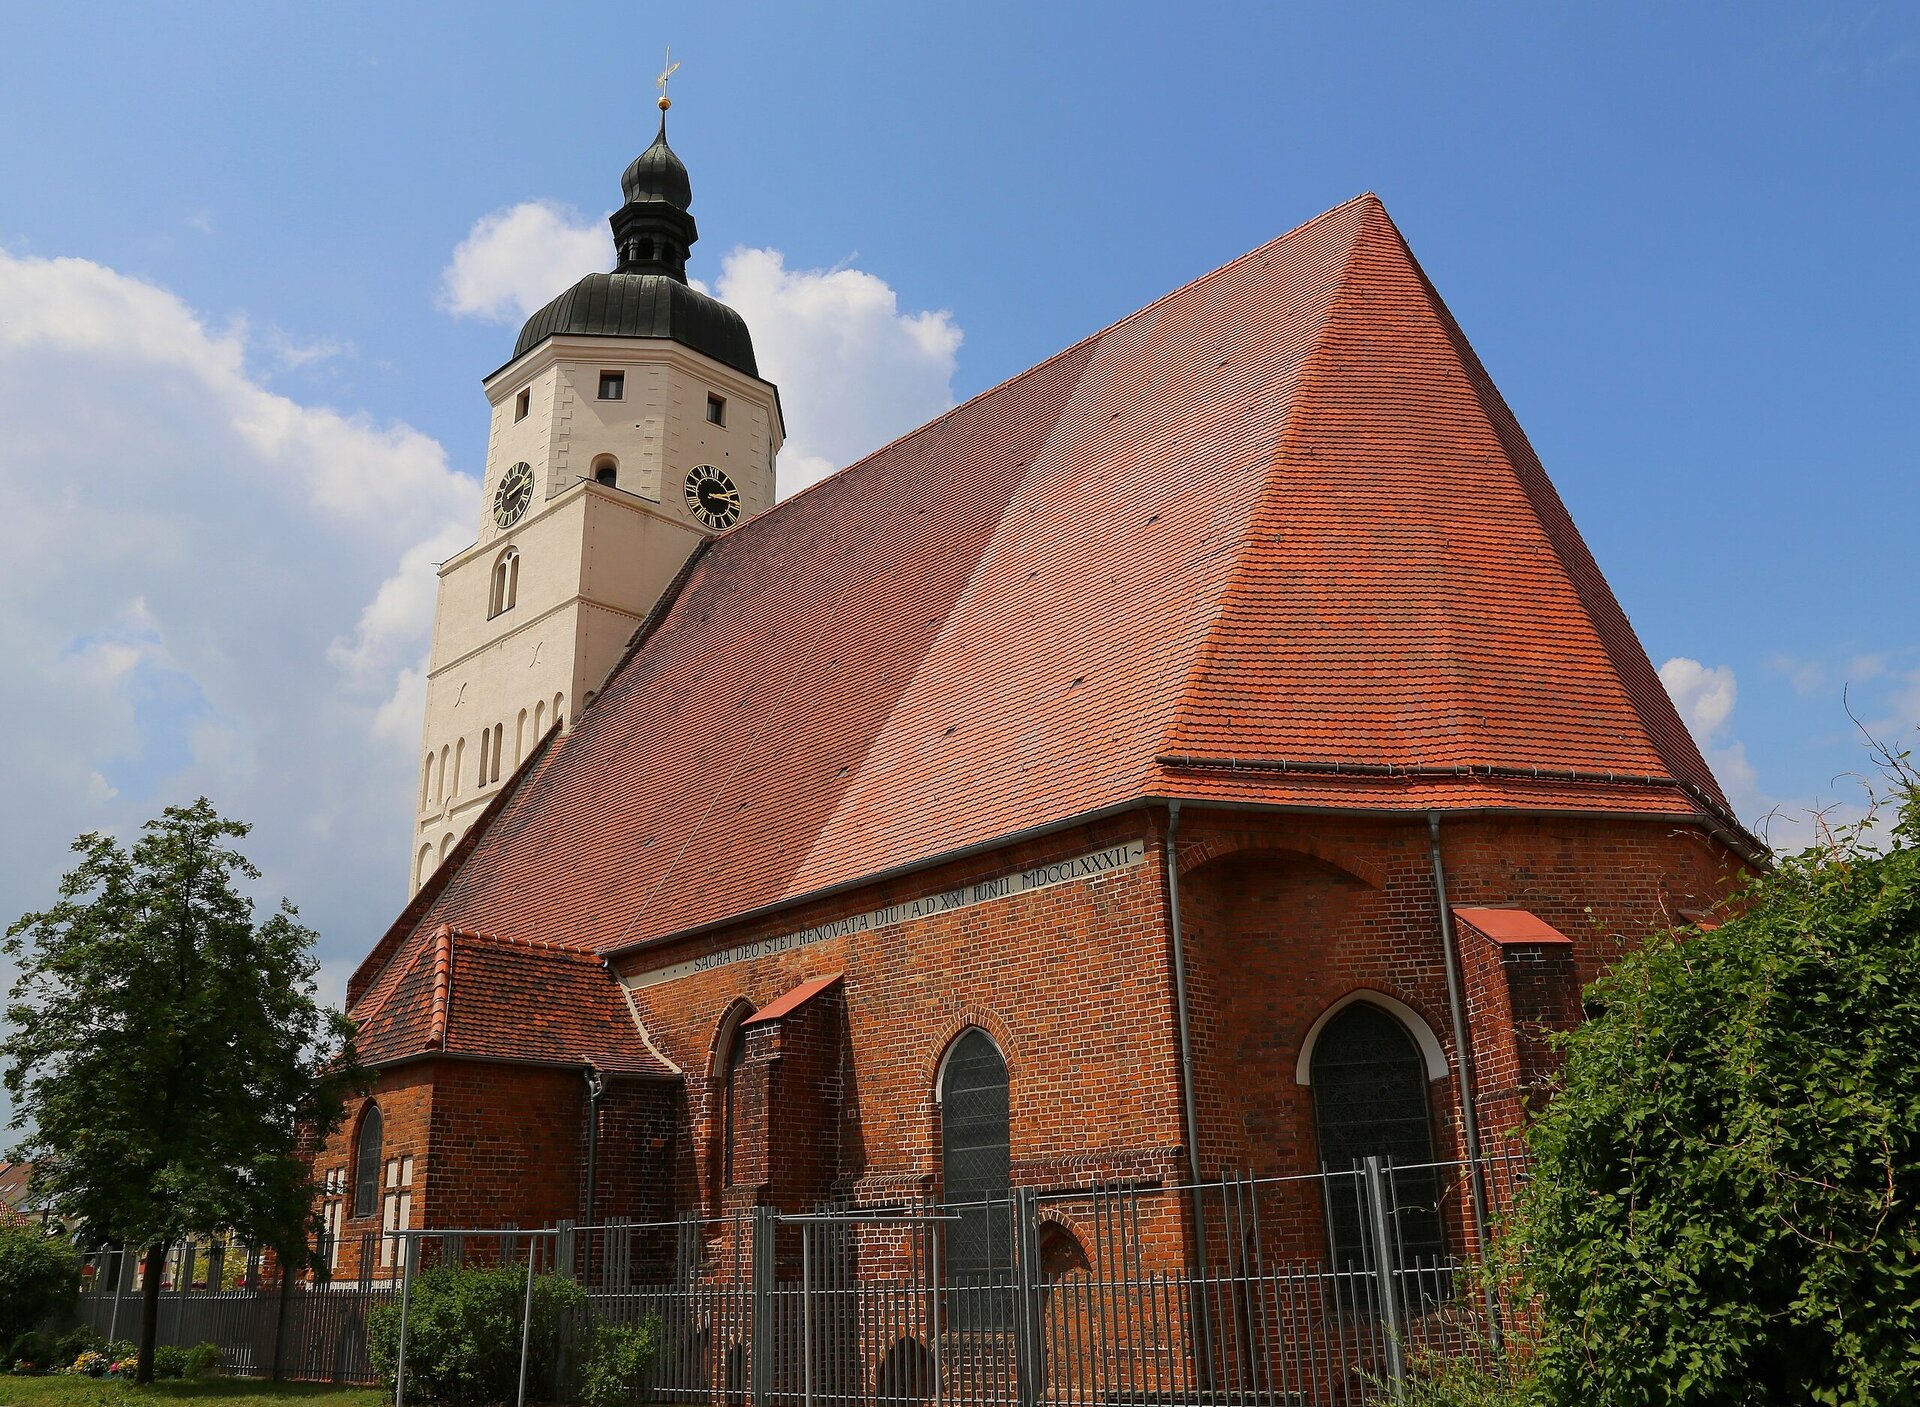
(705, 997, 758, 1084)
(918, 1008, 1020, 1107)
(1176, 832, 1385, 890)
(702, 997, 758, 1214)
(1294, 986, 1451, 1085)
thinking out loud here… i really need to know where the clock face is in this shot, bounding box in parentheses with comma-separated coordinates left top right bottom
(683, 465, 742, 530)
(493, 462, 535, 529)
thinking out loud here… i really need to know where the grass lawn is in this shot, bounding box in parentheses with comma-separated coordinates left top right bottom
(0, 1380, 385, 1407)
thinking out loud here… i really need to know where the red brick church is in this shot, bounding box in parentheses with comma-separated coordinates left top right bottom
(317, 113, 1751, 1299)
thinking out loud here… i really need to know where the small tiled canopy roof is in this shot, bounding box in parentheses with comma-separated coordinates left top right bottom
(353, 925, 674, 1077)
(350, 193, 1742, 1024)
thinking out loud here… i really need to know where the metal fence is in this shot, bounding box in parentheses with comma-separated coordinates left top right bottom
(73, 1152, 1527, 1405)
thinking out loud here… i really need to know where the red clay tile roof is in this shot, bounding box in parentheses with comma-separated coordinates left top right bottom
(348, 193, 1738, 1024)
(1453, 908, 1575, 945)
(743, 973, 843, 1026)
(353, 925, 674, 1076)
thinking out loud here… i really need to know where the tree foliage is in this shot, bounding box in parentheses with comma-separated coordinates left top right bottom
(1515, 779, 1920, 1405)
(0, 1221, 79, 1348)
(1, 799, 367, 1380)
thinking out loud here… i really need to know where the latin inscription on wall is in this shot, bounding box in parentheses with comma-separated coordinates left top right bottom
(623, 840, 1148, 989)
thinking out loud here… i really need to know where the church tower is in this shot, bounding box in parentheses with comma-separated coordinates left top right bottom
(412, 98, 783, 891)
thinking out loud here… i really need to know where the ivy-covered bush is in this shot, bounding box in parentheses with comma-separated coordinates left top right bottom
(0, 1222, 79, 1347)
(368, 1265, 586, 1404)
(582, 1315, 661, 1407)
(1512, 781, 1920, 1405)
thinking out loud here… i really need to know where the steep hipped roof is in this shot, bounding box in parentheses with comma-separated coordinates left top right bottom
(352, 194, 1735, 1019)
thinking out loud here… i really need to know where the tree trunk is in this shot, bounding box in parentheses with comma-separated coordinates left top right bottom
(137, 1243, 165, 1385)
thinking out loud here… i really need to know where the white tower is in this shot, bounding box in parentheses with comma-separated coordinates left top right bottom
(412, 102, 783, 891)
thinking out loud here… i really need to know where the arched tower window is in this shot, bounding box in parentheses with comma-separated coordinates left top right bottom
(419, 754, 432, 809)
(451, 737, 464, 798)
(416, 844, 433, 890)
(593, 455, 619, 488)
(553, 692, 566, 731)
(489, 548, 520, 618)
(1309, 1002, 1445, 1270)
(352, 1103, 383, 1219)
(516, 709, 528, 764)
(477, 728, 491, 788)
(939, 1028, 1010, 1285)
(534, 700, 546, 736)
(436, 746, 449, 804)
(488, 723, 504, 783)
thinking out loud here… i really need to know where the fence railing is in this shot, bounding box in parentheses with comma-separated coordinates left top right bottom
(74, 1151, 1528, 1405)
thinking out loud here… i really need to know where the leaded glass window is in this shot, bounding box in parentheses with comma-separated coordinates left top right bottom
(939, 1029, 1010, 1285)
(352, 1103, 383, 1220)
(1310, 1003, 1445, 1272)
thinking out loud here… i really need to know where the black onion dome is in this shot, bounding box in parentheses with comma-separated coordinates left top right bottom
(621, 117, 692, 208)
(512, 272, 758, 378)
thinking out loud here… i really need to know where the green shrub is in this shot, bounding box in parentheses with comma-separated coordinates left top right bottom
(9, 1329, 54, 1373)
(182, 1342, 223, 1379)
(51, 1326, 101, 1365)
(151, 1343, 190, 1379)
(582, 1315, 660, 1407)
(0, 1223, 79, 1345)
(367, 1265, 586, 1404)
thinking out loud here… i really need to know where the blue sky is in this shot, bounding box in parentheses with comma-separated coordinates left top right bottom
(0, 1, 1915, 1015)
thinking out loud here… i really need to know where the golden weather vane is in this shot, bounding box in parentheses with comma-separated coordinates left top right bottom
(656, 49, 681, 111)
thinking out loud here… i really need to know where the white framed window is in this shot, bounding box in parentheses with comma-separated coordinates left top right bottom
(598, 371, 625, 400)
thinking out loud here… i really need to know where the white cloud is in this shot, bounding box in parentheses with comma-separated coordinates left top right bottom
(1660, 655, 1884, 856)
(438, 204, 963, 496)
(1660, 656, 1738, 744)
(706, 248, 962, 494)
(0, 250, 470, 1001)
(440, 201, 609, 322)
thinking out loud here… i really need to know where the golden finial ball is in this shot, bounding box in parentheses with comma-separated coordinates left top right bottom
(658, 96, 672, 111)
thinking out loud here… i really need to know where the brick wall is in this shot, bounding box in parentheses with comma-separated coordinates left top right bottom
(327, 803, 1741, 1279)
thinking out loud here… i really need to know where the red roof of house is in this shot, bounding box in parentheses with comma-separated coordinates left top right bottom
(349, 193, 1737, 1030)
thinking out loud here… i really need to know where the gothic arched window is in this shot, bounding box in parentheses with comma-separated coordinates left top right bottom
(352, 1103, 383, 1220)
(1309, 1002, 1445, 1270)
(722, 1017, 749, 1187)
(940, 1028, 1010, 1284)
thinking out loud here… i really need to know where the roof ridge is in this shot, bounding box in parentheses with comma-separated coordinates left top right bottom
(445, 924, 609, 962)
(1153, 198, 1375, 766)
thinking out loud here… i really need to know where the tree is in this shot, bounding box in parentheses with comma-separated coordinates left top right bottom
(2, 799, 367, 1383)
(1512, 774, 1920, 1405)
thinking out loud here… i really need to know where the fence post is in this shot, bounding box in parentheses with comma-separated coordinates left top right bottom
(1362, 1156, 1406, 1389)
(516, 1230, 541, 1407)
(107, 1246, 127, 1347)
(1013, 1188, 1042, 1407)
(393, 1234, 418, 1407)
(750, 1206, 776, 1407)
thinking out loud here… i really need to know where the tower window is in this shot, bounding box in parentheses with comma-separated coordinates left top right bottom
(514, 387, 530, 422)
(489, 547, 520, 618)
(593, 455, 619, 488)
(706, 394, 726, 426)
(598, 371, 625, 401)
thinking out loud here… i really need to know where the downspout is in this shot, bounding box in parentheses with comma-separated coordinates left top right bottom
(1163, 801, 1216, 1380)
(1163, 801, 1203, 1189)
(1427, 812, 1503, 1350)
(581, 1060, 604, 1280)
